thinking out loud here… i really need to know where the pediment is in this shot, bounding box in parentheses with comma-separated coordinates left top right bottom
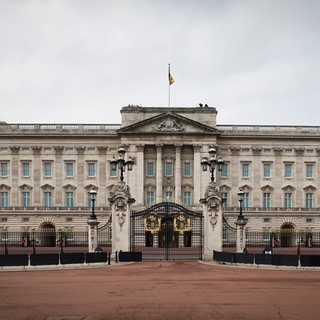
(118, 112, 220, 135)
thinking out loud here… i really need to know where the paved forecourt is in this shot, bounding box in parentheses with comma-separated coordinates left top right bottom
(0, 261, 319, 320)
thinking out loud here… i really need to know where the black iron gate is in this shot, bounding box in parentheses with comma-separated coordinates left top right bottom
(131, 202, 203, 260)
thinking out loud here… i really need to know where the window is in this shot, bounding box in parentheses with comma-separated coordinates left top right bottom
(263, 193, 271, 208)
(221, 163, 228, 177)
(263, 164, 271, 178)
(0, 192, 9, 207)
(284, 193, 292, 208)
(66, 192, 74, 207)
(110, 162, 117, 177)
(44, 162, 52, 177)
(22, 162, 30, 177)
(44, 192, 52, 207)
(165, 161, 173, 176)
(183, 162, 191, 177)
(262, 229, 270, 241)
(263, 218, 270, 223)
(306, 193, 313, 209)
(183, 191, 191, 206)
(242, 163, 249, 177)
(22, 192, 30, 207)
(66, 162, 74, 177)
(165, 191, 173, 201)
(284, 163, 292, 178)
(0, 162, 8, 177)
(88, 162, 96, 177)
(66, 217, 73, 222)
(221, 192, 228, 208)
(306, 164, 313, 178)
(146, 191, 154, 205)
(66, 232, 74, 241)
(146, 162, 154, 176)
(22, 217, 29, 222)
(243, 192, 249, 208)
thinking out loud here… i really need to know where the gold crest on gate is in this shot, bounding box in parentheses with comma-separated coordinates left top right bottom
(144, 214, 161, 234)
(174, 214, 191, 234)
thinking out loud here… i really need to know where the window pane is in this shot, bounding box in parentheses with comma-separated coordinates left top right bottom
(221, 163, 228, 177)
(1, 163, 8, 176)
(88, 163, 95, 177)
(263, 193, 270, 208)
(110, 163, 117, 177)
(165, 162, 173, 176)
(66, 192, 74, 207)
(243, 192, 249, 208)
(66, 163, 74, 177)
(221, 192, 228, 208)
(306, 164, 313, 178)
(183, 162, 191, 176)
(242, 164, 249, 177)
(183, 191, 191, 206)
(284, 193, 291, 208)
(22, 192, 30, 207)
(306, 193, 313, 208)
(44, 162, 52, 177)
(1, 192, 9, 207)
(44, 192, 52, 207)
(284, 164, 292, 177)
(146, 191, 154, 205)
(22, 163, 30, 176)
(263, 164, 271, 177)
(147, 162, 154, 176)
(165, 191, 173, 201)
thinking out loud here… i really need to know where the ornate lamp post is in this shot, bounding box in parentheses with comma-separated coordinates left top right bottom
(200, 147, 225, 260)
(87, 189, 100, 253)
(201, 147, 225, 182)
(110, 147, 134, 182)
(89, 189, 97, 220)
(235, 189, 248, 253)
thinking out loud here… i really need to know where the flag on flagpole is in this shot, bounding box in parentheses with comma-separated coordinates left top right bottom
(168, 64, 175, 85)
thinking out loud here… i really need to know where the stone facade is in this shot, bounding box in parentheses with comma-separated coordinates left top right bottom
(0, 106, 320, 236)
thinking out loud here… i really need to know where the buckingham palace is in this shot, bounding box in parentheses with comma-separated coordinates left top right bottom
(1, 105, 320, 253)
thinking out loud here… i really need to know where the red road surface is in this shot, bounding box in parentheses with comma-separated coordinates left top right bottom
(0, 261, 319, 320)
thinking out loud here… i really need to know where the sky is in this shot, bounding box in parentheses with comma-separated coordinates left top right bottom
(0, 0, 319, 125)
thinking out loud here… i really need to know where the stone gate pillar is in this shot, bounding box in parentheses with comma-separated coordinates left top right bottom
(110, 181, 135, 254)
(87, 218, 100, 253)
(200, 181, 223, 261)
(235, 218, 248, 253)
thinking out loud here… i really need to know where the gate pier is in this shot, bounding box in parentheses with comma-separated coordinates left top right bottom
(200, 182, 223, 261)
(110, 181, 135, 254)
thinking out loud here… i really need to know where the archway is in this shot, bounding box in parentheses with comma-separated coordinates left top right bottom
(39, 223, 56, 247)
(280, 223, 296, 247)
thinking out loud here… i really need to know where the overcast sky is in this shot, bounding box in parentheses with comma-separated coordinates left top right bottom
(0, 0, 319, 125)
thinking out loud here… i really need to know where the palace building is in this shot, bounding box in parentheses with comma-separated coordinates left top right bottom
(1, 105, 320, 242)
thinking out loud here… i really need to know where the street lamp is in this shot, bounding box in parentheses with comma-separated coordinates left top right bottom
(89, 189, 97, 220)
(237, 189, 245, 219)
(201, 147, 224, 182)
(110, 147, 134, 182)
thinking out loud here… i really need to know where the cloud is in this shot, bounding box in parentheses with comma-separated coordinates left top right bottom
(0, 0, 319, 125)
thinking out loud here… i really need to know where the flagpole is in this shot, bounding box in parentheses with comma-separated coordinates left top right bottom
(168, 63, 171, 107)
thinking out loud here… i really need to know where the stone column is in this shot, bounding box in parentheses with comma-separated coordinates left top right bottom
(87, 218, 100, 252)
(32, 146, 42, 205)
(76, 147, 85, 205)
(156, 145, 163, 203)
(200, 182, 223, 261)
(54, 146, 64, 206)
(110, 181, 135, 253)
(193, 145, 201, 204)
(175, 145, 182, 202)
(136, 144, 145, 205)
(10, 147, 20, 206)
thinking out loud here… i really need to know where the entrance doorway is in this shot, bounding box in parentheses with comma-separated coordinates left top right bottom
(280, 223, 296, 247)
(39, 223, 56, 246)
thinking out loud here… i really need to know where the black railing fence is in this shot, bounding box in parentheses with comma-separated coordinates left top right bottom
(223, 229, 320, 255)
(0, 230, 111, 255)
